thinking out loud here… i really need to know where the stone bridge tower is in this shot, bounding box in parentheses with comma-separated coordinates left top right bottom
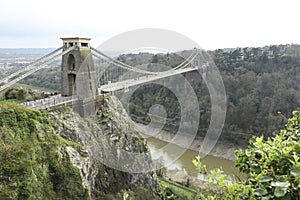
(61, 37, 97, 117)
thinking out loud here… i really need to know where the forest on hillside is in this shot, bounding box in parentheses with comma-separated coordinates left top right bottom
(209, 45, 299, 140)
(16, 44, 300, 145)
(119, 45, 300, 144)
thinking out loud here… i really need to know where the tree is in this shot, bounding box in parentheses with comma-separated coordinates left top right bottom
(193, 110, 300, 199)
(16, 89, 27, 100)
(4, 88, 27, 100)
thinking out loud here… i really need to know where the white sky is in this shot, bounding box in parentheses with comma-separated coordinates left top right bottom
(0, 0, 299, 50)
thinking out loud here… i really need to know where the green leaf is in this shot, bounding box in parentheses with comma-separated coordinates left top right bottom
(250, 165, 261, 174)
(290, 168, 300, 176)
(261, 195, 273, 200)
(274, 187, 287, 197)
(271, 181, 290, 188)
(294, 144, 300, 154)
(259, 175, 273, 183)
(254, 188, 268, 196)
(282, 193, 292, 200)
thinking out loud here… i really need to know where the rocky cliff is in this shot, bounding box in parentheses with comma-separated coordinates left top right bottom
(0, 96, 160, 199)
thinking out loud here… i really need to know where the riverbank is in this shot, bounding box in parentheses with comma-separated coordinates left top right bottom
(134, 123, 245, 187)
(135, 123, 244, 161)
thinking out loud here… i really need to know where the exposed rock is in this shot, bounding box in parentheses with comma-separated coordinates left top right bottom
(49, 96, 160, 199)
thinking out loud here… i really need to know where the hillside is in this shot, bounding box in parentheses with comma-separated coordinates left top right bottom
(123, 44, 300, 144)
(0, 97, 160, 199)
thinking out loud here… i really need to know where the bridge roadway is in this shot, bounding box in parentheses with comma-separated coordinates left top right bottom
(98, 66, 198, 93)
(21, 95, 74, 110)
(18, 66, 198, 110)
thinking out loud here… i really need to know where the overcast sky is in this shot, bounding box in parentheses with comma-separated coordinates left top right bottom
(0, 0, 299, 50)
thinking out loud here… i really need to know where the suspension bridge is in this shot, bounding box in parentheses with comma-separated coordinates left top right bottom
(0, 37, 203, 116)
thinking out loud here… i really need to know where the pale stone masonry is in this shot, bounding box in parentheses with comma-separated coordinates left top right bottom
(61, 37, 97, 117)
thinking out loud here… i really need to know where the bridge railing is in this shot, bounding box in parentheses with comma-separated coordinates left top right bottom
(21, 95, 75, 110)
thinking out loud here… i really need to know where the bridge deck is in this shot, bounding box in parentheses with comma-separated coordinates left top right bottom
(98, 67, 198, 93)
(21, 95, 74, 110)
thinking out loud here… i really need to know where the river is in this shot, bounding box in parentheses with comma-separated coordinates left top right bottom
(135, 123, 242, 179)
(145, 136, 241, 178)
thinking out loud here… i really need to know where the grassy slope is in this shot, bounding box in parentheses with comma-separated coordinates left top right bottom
(0, 102, 89, 199)
(158, 177, 198, 199)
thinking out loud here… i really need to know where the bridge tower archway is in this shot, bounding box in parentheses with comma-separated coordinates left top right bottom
(67, 54, 76, 70)
(66, 54, 76, 95)
(61, 37, 96, 98)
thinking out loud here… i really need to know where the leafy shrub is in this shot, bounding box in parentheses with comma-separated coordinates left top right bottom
(193, 110, 300, 199)
(236, 110, 300, 199)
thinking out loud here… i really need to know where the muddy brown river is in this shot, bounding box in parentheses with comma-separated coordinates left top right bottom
(145, 136, 241, 177)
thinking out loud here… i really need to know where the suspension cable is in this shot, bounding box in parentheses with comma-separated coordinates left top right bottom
(0, 46, 64, 83)
(91, 47, 199, 75)
(0, 46, 75, 92)
(91, 48, 159, 75)
(92, 52, 157, 75)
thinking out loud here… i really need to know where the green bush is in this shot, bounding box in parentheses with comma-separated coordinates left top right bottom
(193, 110, 300, 200)
(235, 110, 300, 199)
(4, 88, 28, 100)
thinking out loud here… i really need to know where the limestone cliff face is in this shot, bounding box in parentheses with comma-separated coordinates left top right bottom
(49, 96, 160, 199)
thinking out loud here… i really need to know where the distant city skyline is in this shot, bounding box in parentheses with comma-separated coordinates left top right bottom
(0, 0, 299, 50)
